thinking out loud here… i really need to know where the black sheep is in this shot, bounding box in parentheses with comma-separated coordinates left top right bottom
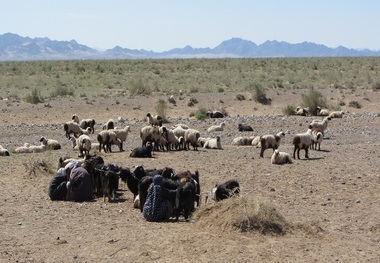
(130, 142, 153, 158)
(238, 123, 253, 132)
(212, 179, 240, 201)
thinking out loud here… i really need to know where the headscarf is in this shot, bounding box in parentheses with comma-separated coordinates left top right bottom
(143, 174, 169, 222)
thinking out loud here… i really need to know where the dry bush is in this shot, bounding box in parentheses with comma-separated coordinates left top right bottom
(22, 157, 53, 178)
(193, 195, 289, 235)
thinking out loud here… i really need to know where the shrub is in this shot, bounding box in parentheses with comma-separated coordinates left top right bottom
(129, 77, 151, 96)
(155, 99, 167, 118)
(349, 100, 362, 109)
(217, 87, 225, 93)
(372, 82, 380, 92)
(301, 87, 326, 115)
(283, 105, 295, 116)
(50, 86, 74, 97)
(236, 94, 245, 101)
(249, 83, 268, 104)
(192, 107, 207, 121)
(25, 88, 44, 104)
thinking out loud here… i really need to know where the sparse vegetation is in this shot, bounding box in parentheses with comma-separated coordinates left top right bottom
(349, 100, 362, 109)
(191, 106, 207, 121)
(301, 87, 327, 115)
(248, 83, 268, 104)
(283, 105, 296, 116)
(155, 99, 167, 118)
(25, 88, 44, 104)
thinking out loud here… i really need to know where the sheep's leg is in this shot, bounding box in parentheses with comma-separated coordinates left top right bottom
(260, 148, 265, 158)
(297, 148, 301, 159)
(293, 147, 297, 159)
(305, 147, 309, 159)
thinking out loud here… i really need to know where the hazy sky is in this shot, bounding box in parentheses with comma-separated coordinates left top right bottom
(1, 0, 379, 51)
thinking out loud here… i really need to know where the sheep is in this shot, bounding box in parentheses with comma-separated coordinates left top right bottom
(102, 119, 115, 130)
(206, 111, 224, 118)
(108, 125, 131, 151)
(168, 95, 176, 105)
(310, 116, 331, 135)
(72, 114, 79, 123)
(203, 136, 222, 149)
(295, 106, 309, 116)
(271, 149, 293, 165)
(146, 112, 163, 127)
(97, 130, 121, 153)
(207, 122, 226, 133)
(140, 125, 165, 151)
(172, 125, 188, 140)
(77, 134, 92, 157)
(197, 137, 210, 148)
(311, 129, 323, 151)
(0, 145, 10, 156)
(184, 128, 201, 150)
(329, 110, 346, 119)
(251, 136, 262, 147)
(70, 137, 100, 152)
(212, 179, 240, 201)
(39, 136, 61, 150)
(130, 142, 154, 158)
(316, 106, 330, 116)
(259, 131, 286, 158)
(80, 119, 96, 134)
(160, 126, 183, 150)
(293, 125, 313, 159)
(238, 123, 253, 132)
(15, 143, 46, 153)
(171, 123, 189, 130)
(64, 121, 92, 139)
(231, 136, 255, 146)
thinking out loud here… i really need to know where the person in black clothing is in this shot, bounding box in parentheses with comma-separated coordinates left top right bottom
(48, 161, 77, 201)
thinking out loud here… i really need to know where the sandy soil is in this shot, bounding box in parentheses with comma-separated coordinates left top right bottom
(1, 88, 380, 262)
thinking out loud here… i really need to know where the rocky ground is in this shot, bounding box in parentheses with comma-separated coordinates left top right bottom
(1, 88, 380, 262)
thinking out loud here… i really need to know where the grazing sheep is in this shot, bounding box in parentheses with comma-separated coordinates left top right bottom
(97, 130, 121, 153)
(160, 126, 183, 150)
(109, 125, 131, 151)
(295, 106, 309, 116)
(310, 116, 331, 135)
(184, 128, 201, 150)
(102, 119, 115, 130)
(130, 142, 154, 158)
(271, 149, 293, 165)
(293, 125, 313, 159)
(259, 131, 286, 158)
(329, 110, 346, 119)
(311, 129, 323, 150)
(80, 119, 96, 134)
(316, 106, 330, 116)
(0, 145, 10, 156)
(207, 122, 226, 133)
(15, 143, 46, 153)
(78, 134, 92, 157)
(238, 123, 253, 132)
(203, 136, 222, 149)
(206, 110, 224, 118)
(212, 179, 240, 201)
(64, 121, 92, 139)
(146, 112, 163, 127)
(39, 136, 61, 150)
(231, 136, 255, 146)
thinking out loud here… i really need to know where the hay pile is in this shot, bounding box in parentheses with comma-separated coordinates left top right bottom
(194, 195, 289, 235)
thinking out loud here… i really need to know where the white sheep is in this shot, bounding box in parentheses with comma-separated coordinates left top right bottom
(77, 134, 92, 157)
(39, 136, 61, 150)
(109, 125, 131, 151)
(207, 122, 226, 133)
(184, 128, 201, 151)
(72, 114, 80, 123)
(160, 126, 183, 150)
(251, 136, 262, 147)
(329, 110, 346, 119)
(79, 118, 96, 134)
(231, 136, 255, 146)
(311, 129, 323, 151)
(64, 121, 92, 138)
(140, 125, 161, 147)
(203, 136, 222, 149)
(295, 106, 309, 116)
(15, 143, 46, 153)
(146, 112, 163, 127)
(259, 131, 286, 158)
(172, 124, 188, 139)
(197, 137, 210, 148)
(70, 137, 100, 151)
(271, 149, 293, 165)
(316, 106, 330, 116)
(0, 145, 10, 156)
(102, 119, 115, 130)
(97, 130, 121, 153)
(293, 125, 313, 159)
(310, 116, 331, 135)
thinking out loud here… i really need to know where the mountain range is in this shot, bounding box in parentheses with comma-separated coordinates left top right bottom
(1, 32, 379, 61)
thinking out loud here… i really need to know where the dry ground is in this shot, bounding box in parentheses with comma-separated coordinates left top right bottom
(1, 88, 380, 262)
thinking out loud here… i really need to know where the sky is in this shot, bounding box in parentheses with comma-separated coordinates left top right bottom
(1, 0, 379, 51)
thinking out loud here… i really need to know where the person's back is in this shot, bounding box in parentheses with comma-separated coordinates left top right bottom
(66, 166, 93, 202)
(48, 168, 67, 201)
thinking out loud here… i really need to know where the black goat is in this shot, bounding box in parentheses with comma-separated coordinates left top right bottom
(238, 123, 253, 132)
(130, 142, 153, 158)
(212, 179, 240, 201)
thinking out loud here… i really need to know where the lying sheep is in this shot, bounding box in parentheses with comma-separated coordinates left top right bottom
(0, 145, 10, 156)
(97, 130, 121, 153)
(78, 134, 92, 157)
(310, 116, 331, 135)
(316, 106, 330, 116)
(293, 125, 313, 159)
(329, 110, 346, 119)
(251, 136, 262, 147)
(130, 142, 154, 158)
(206, 111, 224, 118)
(238, 123, 253, 132)
(15, 143, 46, 153)
(311, 129, 323, 151)
(271, 149, 292, 165)
(259, 131, 286, 158)
(184, 128, 201, 151)
(207, 122, 226, 133)
(109, 125, 131, 151)
(212, 179, 240, 201)
(40, 136, 61, 150)
(231, 136, 255, 146)
(102, 119, 115, 130)
(146, 112, 163, 126)
(203, 136, 222, 149)
(64, 121, 92, 139)
(295, 106, 309, 116)
(197, 137, 210, 148)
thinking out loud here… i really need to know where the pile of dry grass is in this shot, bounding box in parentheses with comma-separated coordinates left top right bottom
(194, 195, 289, 235)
